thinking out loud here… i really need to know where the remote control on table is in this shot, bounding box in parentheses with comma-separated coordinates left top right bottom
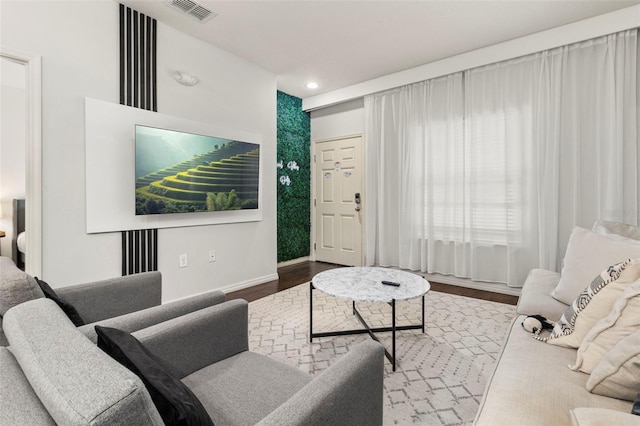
(381, 280, 401, 287)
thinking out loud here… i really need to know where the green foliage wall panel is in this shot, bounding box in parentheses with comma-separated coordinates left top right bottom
(277, 91, 311, 262)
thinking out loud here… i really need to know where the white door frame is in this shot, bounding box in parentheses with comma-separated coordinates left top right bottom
(311, 133, 365, 265)
(1, 47, 43, 277)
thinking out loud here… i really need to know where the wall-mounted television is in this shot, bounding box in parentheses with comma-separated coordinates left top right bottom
(135, 125, 260, 215)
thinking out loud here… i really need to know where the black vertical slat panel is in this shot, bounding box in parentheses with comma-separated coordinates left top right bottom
(122, 229, 160, 275)
(147, 229, 153, 272)
(139, 230, 144, 273)
(153, 229, 158, 270)
(134, 230, 140, 273)
(152, 19, 157, 112)
(121, 231, 127, 276)
(123, 231, 128, 275)
(141, 230, 147, 272)
(129, 231, 134, 274)
(146, 15, 152, 110)
(127, 230, 134, 275)
(134, 230, 139, 274)
(139, 14, 146, 110)
(133, 10, 139, 108)
(137, 230, 142, 273)
(126, 6, 132, 106)
(120, 6, 159, 275)
(150, 230, 154, 271)
(150, 229, 155, 271)
(119, 4, 125, 105)
(140, 229, 148, 272)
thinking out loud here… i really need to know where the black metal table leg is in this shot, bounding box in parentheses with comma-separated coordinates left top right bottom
(309, 285, 426, 371)
(392, 299, 396, 371)
(309, 282, 314, 342)
(422, 294, 425, 333)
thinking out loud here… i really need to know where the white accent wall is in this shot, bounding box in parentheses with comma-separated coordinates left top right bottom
(0, 1, 277, 301)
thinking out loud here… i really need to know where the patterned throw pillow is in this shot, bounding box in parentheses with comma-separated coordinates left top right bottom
(537, 259, 640, 348)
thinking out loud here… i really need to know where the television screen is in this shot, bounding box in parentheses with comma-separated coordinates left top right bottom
(135, 125, 260, 215)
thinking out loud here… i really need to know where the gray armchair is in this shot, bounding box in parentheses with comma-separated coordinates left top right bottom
(2, 297, 385, 425)
(0, 256, 226, 346)
(135, 299, 385, 425)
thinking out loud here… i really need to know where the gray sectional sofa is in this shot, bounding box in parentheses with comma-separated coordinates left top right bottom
(1, 297, 384, 425)
(0, 256, 226, 346)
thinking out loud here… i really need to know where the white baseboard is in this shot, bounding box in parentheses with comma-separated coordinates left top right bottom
(377, 266, 522, 296)
(277, 256, 310, 267)
(422, 273, 522, 296)
(219, 272, 280, 294)
(165, 272, 280, 303)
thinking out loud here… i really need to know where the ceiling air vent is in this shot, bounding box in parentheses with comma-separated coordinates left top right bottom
(165, 0, 217, 23)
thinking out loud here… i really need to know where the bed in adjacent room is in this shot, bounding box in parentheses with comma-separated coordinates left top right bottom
(12, 199, 25, 270)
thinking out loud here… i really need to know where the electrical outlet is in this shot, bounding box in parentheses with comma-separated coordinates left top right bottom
(179, 254, 188, 268)
(208, 250, 216, 262)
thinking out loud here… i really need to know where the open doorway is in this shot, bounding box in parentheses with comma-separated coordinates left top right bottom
(0, 49, 42, 276)
(0, 57, 26, 263)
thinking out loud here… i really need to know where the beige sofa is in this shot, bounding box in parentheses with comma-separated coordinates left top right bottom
(475, 222, 640, 425)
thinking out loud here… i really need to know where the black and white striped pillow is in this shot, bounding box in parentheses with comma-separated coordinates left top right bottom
(537, 259, 640, 347)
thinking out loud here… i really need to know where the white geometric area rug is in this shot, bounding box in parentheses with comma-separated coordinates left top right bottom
(247, 283, 515, 425)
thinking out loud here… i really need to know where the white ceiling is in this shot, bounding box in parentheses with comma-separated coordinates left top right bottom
(120, 0, 640, 99)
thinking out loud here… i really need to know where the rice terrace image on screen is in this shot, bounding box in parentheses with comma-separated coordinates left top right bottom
(135, 125, 260, 215)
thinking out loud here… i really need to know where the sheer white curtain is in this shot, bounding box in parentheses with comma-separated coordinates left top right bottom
(553, 31, 639, 264)
(365, 30, 638, 287)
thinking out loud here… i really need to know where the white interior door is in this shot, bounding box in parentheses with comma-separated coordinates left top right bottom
(314, 135, 363, 266)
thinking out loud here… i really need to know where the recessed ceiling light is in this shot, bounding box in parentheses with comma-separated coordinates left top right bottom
(306, 82, 319, 89)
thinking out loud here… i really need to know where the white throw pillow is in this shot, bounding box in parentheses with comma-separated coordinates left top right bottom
(586, 330, 640, 401)
(552, 227, 640, 305)
(592, 220, 640, 241)
(545, 259, 640, 349)
(571, 279, 640, 373)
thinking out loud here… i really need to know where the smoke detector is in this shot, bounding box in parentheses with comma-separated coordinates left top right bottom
(165, 0, 217, 23)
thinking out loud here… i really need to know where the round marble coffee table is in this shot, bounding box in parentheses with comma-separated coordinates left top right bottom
(310, 267, 430, 371)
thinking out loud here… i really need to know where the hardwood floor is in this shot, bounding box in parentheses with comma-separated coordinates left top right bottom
(227, 261, 519, 305)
